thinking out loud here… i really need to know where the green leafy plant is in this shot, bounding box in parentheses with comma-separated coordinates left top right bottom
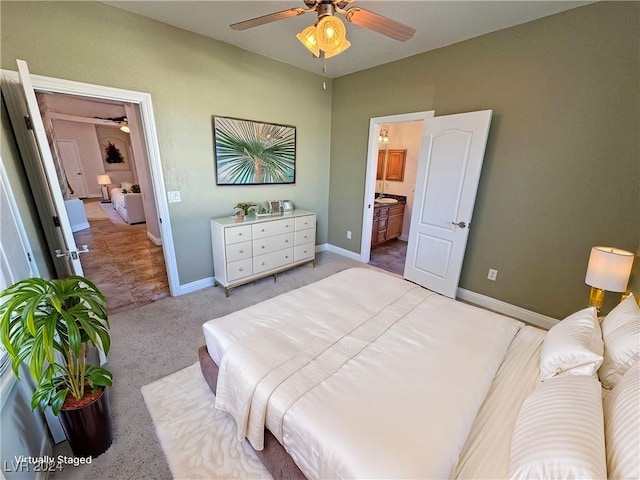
(0, 276, 112, 415)
(234, 202, 257, 216)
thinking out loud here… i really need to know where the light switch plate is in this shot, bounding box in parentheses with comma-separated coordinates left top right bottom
(167, 191, 181, 203)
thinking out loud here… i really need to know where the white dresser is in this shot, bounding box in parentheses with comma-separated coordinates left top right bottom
(210, 210, 316, 296)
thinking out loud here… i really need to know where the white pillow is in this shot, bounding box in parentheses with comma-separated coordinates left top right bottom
(603, 360, 640, 480)
(508, 375, 606, 480)
(539, 306, 603, 380)
(599, 293, 640, 390)
(121, 181, 133, 190)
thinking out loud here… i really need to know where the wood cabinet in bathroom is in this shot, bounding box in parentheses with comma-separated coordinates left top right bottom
(371, 203, 405, 248)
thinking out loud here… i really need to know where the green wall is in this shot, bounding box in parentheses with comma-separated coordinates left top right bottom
(0, 1, 332, 285)
(329, 2, 639, 319)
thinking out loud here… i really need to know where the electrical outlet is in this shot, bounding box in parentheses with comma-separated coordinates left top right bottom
(167, 191, 181, 203)
(487, 269, 498, 281)
(347, 230, 352, 240)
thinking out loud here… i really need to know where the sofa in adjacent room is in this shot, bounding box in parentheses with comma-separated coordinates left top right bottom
(110, 183, 145, 224)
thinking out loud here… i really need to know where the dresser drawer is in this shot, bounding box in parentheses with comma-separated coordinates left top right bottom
(295, 214, 315, 231)
(254, 248, 294, 274)
(225, 240, 252, 263)
(227, 258, 253, 282)
(252, 218, 294, 239)
(253, 233, 294, 255)
(294, 229, 314, 246)
(225, 225, 252, 245)
(294, 242, 315, 262)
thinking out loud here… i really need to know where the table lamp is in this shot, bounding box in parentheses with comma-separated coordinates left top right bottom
(97, 174, 112, 203)
(584, 246, 634, 312)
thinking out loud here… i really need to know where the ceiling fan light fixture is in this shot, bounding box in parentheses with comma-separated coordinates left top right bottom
(315, 15, 350, 55)
(296, 25, 321, 57)
(324, 39, 351, 58)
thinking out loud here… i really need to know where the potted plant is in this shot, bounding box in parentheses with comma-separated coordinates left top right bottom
(0, 275, 113, 457)
(234, 202, 257, 219)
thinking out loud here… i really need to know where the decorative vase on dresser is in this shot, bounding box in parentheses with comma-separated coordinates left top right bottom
(211, 210, 316, 296)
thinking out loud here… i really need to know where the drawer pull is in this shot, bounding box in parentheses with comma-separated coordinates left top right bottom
(261, 228, 265, 232)
(286, 225, 290, 228)
(285, 256, 289, 259)
(239, 249, 244, 253)
(239, 268, 243, 272)
(285, 239, 289, 243)
(238, 232, 243, 236)
(262, 262, 266, 266)
(261, 245, 265, 249)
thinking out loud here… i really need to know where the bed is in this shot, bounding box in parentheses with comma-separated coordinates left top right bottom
(199, 267, 639, 479)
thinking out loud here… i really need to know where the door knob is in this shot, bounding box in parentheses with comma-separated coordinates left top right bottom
(451, 221, 467, 229)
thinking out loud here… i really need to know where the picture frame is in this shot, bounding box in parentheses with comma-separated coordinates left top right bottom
(213, 116, 296, 185)
(269, 200, 282, 214)
(281, 200, 294, 212)
(97, 128, 131, 172)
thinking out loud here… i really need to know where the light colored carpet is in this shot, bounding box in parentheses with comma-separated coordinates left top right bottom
(141, 363, 272, 480)
(50, 251, 366, 479)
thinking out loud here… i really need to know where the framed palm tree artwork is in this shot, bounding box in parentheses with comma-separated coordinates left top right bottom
(213, 116, 296, 185)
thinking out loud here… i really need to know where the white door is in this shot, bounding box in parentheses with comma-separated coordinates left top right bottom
(11, 59, 84, 276)
(56, 139, 88, 198)
(404, 110, 492, 298)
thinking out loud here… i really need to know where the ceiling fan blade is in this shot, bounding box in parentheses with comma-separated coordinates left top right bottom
(343, 7, 416, 42)
(230, 7, 313, 31)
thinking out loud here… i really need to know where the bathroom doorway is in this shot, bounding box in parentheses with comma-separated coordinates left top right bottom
(363, 111, 434, 275)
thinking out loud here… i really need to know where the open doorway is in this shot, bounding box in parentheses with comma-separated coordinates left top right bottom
(361, 111, 435, 276)
(38, 92, 169, 313)
(368, 121, 423, 276)
(1, 64, 180, 312)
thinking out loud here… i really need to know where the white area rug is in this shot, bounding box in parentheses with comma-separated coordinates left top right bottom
(141, 363, 273, 479)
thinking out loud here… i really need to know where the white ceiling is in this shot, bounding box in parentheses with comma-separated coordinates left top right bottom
(102, 1, 591, 78)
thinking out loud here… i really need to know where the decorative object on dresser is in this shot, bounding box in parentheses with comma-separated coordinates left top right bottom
(233, 202, 257, 219)
(213, 116, 296, 185)
(210, 210, 316, 296)
(281, 200, 294, 212)
(110, 182, 145, 224)
(584, 246, 634, 312)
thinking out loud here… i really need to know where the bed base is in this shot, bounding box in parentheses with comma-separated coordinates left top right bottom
(197, 345, 306, 480)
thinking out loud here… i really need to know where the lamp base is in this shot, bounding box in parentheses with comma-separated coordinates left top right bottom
(588, 287, 605, 313)
(100, 185, 110, 203)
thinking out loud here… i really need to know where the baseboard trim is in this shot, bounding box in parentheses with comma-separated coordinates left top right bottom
(178, 277, 215, 295)
(456, 288, 558, 330)
(323, 243, 363, 262)
(147, 231, 162, 246)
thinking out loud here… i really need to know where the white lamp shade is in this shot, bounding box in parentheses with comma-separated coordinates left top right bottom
(97, 174, 112, 186)
(585, 246, 634, 292)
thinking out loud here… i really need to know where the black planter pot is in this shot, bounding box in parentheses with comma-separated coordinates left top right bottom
(58, 388, 113, 458)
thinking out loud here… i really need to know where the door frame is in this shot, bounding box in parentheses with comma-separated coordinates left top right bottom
(360, 110, 435, 264)
(1, 69, 180, 296)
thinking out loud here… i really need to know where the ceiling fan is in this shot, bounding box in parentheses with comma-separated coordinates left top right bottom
(230, 0, 415, 58)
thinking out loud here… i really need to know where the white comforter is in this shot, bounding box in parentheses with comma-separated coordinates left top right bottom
(210, 268, 524, 479)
